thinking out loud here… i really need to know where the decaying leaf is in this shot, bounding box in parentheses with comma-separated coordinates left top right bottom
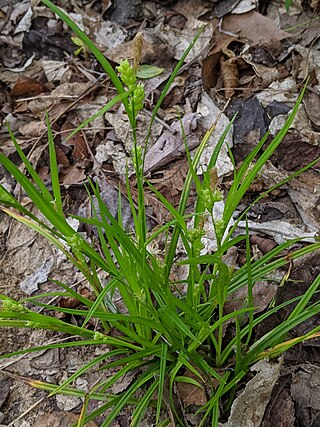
(149, 159, 190, 208)
(303, 91, 320, 130)
(221, 359, 282, 427)
(220, 55, 239, 98)
(60, 165, 86, 186)
(20, 257, 55, 295)
(34, 411, 98, 427)
(197, 92, 234, 176)
(10, 75, 48, 98)
(291, 364, 320, 413)
(144, 113, 201, 174)
(250, 235, 278, 255)
(19, 121, 47, 138)
(237, 219, 316, 244)
(61, 121, 89, 162)
(202, 50, 221, 92)
(176, 368, 208, 407)
(222, 11, 290, 46)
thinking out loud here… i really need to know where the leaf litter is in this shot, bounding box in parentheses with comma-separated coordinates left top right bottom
(0, 0, 320, 425)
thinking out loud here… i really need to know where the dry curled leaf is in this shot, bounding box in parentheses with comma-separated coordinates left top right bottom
(250, 235, 278, 254)
(59, 287, 93, 309)
(220, 55, 239, 98)
(61, 121, 89, 162)
(202, 51, 221, 92)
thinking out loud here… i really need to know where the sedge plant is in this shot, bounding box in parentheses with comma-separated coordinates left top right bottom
(0, 1, 320, 425)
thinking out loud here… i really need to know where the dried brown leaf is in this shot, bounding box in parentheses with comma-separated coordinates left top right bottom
(222, 11, 290, 47)
(61, 165, 86, 186)
(220, 56, 239, 98)
(176, 368, 207, 407)
(202, 51, 221, 92)
(61, 121, 89, 162)
(11, 75, 48, 98)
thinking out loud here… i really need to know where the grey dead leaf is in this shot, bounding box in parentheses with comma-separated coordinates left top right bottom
(291, 364, 320, 411)
(55, 394, 82, 412)
(0, 138, 30, 158)
(142, 69, 172, 99)
(237, 219, 317, 244)
(257, 77, 298, 106)
(18, 121, 47, 137)
(231, 0, 257, 14)
(269, 105, 320, 145)
(2, 55, 35, 76)
(221, 359, 282, 427)
(197, 92, 234, 177)
(93, 180, 134, 232)
(0, 211, 10, 235)
(144, 112, 200, 174)
(0, 377, 12, 409)
(20, 257, 55, 295)
(40, 60, 69, 82)
(289, 43, 320, 80)
(5, 1, 29, 34)
(201, 200, 235, 254)
(96, 138, 128, 177)
(105, 110, 162, 176)
(14, 7, 33, 34)
(242, 53, 288, 87)
(160, 0, 214, 61)
(213, 0, 241, 17)
(29, 348, 62, 375)
(94, 20, 127, 51)
(288, 176, 320, 233)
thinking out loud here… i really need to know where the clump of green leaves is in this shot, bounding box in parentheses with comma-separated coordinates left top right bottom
(0, 1, 319, 426)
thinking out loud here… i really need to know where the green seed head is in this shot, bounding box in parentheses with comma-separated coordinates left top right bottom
(201, 188, 223, 212)
(93, 331, 106, 341)
(187, 227, 205, 243)
(66, 233, 83, 252)
(214, 219, 225, 241)
(1, 298, 27, 313)
(117, 59, 136, 91)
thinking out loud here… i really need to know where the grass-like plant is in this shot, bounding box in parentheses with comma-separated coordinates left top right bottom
(0, 1, 320, 425)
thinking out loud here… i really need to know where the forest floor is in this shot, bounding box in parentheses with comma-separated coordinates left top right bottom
(0, 0, 320, 426)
